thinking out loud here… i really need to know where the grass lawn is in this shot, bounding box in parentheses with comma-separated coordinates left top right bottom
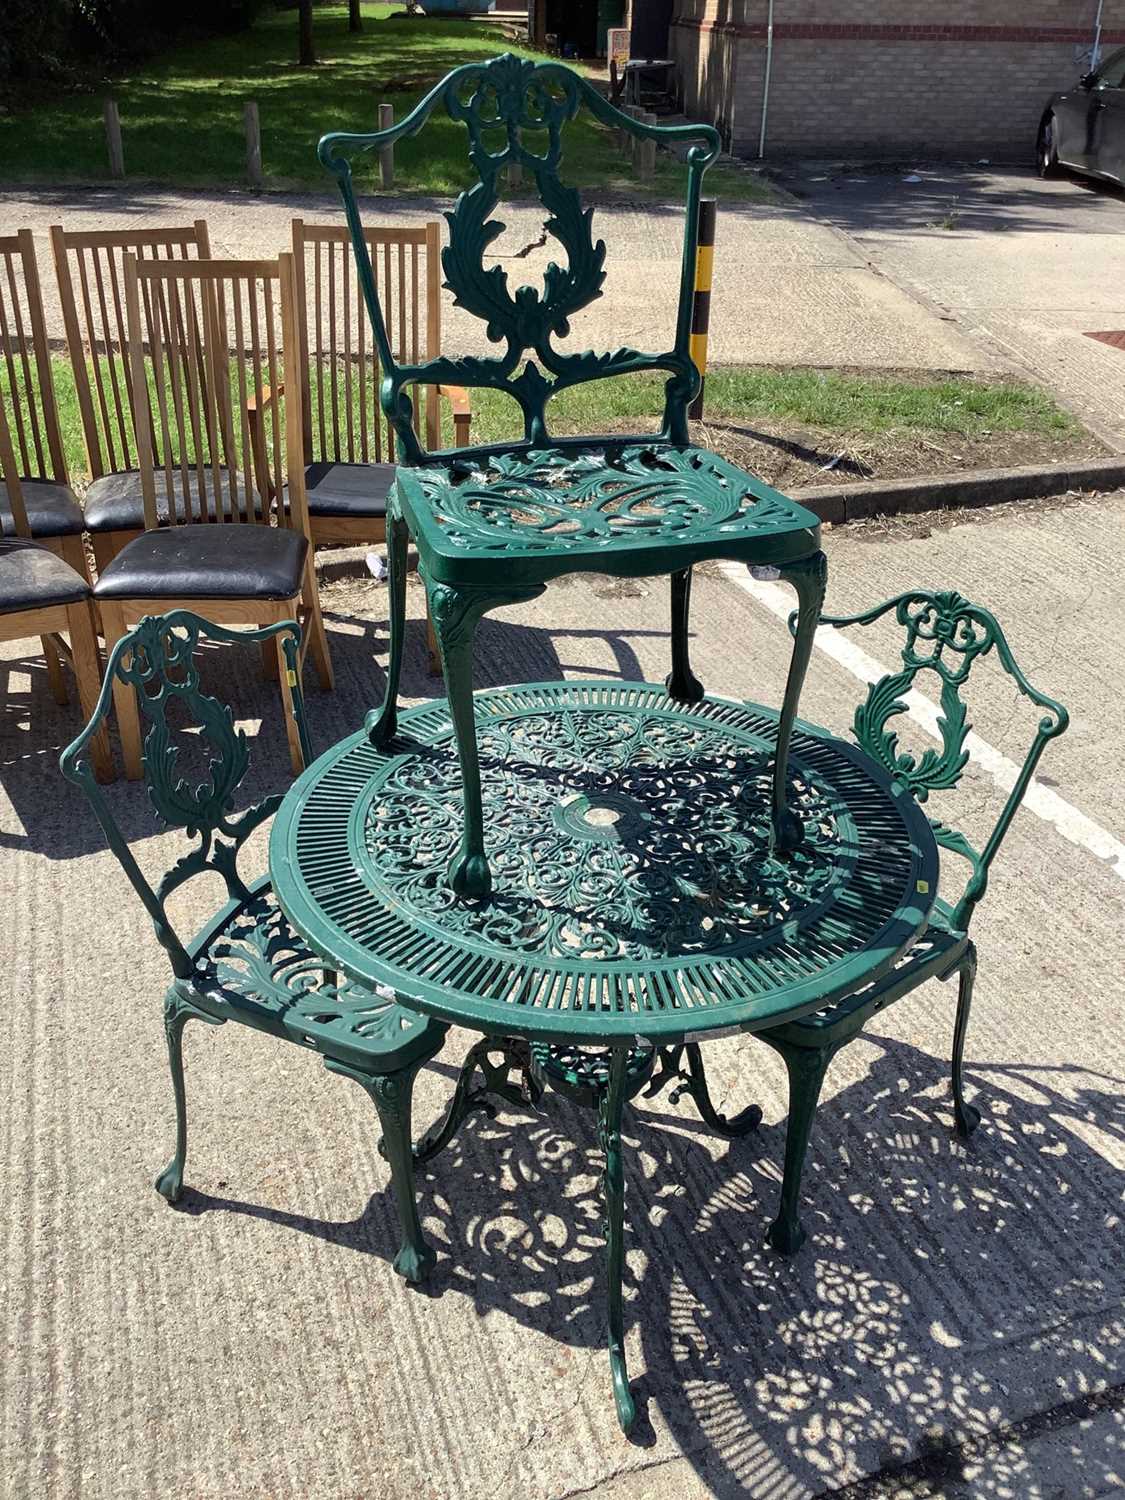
(0, 3, 768, 202)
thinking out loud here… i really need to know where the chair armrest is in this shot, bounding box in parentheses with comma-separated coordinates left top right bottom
(438, 383, 472, 446)
(246, 382, 284, 416)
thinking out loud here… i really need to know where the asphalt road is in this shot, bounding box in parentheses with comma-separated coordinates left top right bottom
(2, 486, 1122, 1500)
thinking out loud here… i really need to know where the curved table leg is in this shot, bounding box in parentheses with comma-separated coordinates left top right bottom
(427, 579, 544, 901)
(665, 566, 704, 704)
(414, 1037, 543, 1164)
(600, 1047, 636, 1435)
(366, 510, 409, 747)
(671, 1043, 763, 1138)
(770, 551, 828, 854)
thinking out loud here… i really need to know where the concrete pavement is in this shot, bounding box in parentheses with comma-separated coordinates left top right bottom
(2, 487, 1123, 1499)
(0, 181, 992, 374)
(787, 163, 1125, 452)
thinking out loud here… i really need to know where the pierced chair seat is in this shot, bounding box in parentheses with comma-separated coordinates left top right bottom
(189, 878, 443, 1074)
(84, 468, 261, 534)
(0, 537, 90, 612)
(93, 524, 308, 601)
(305, 461, 394, 520)
(1, 478, 84, 540)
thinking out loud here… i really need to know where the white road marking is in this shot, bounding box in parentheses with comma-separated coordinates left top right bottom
(721, 565, 1125, 886)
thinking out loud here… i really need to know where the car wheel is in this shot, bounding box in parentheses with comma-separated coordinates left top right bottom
(1038, 114, 1061, 177)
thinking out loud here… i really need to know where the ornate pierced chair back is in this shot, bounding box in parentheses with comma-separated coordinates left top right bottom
(59, 611, 310, 979)
(122, 254, 312, 536)
(0, 229, 70, 505)
(318, 54, 721, 463)
(291, 218, 443, 460)
(818, 590, 1069, 930)
(49, 222, 211, 481)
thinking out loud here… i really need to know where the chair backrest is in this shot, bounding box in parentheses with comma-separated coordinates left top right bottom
(59, 610, 310, 979)
(123, 253, 311, 535)
(0, 229, 69, 498)
(318, 53, 720, 465)
(50, 221, 211, 480)
(0, 375, 34, 540)
(815, 589, 1069, 931)
(291, 218, 443, 461)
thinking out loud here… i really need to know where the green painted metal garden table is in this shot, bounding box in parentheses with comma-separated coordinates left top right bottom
(270, 679, 939, 1434)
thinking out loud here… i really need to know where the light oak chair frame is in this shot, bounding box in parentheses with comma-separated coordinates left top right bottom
(0, 392, 113, 783)
(50, 221, 212, 572)
(99, 253, 332, 779)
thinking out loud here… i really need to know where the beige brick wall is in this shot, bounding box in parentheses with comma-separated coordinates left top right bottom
(670, 0, 1125, 157)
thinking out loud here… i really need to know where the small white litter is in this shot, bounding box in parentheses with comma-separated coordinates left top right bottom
(977, 157, 991, 165)
(903, 173, 923, 183)
(366, 551, 389, 581)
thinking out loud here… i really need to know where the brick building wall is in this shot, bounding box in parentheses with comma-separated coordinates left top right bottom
(669, 1, 1125, 158)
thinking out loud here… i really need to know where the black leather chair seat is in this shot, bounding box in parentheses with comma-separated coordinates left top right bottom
(305, 461, 394, 519)
(1, 479, 85, 539)
(83, 468, 259, 533)
(0, 537, 90, 613)
(93, 524, 308, 601)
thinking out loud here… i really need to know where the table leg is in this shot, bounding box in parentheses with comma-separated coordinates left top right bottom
(427, 578, 544, 900)
(366, 510, 409, 747)
(770, 551, 828, 854)
(665, 566, 704, 704)
(649, 1044, 763, 1138)
(600, 1046, 636, 1435)
(415, 1037, 542, 1164)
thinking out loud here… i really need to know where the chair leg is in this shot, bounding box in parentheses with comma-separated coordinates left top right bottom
(425, 604, 440, 677)
(275, 632, 306, 776)
(601, 1047, 636, 1434)
(154, 993, 224, 1204)
(302, 553, 334, 691)
(950, 942, 981, 1139)
(763, 1037, 837, 1255)
(65, 600, 114, 784)
(665, 566, 704, 703)
(325, 1055, 436, 1284)
(42, 635, 68, 705)
(260, 631, 279, 679)
(99, 600, 144, 780)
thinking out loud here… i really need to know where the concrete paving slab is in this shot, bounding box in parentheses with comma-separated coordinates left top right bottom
(2, 492, 1123, 1499)
(0, 182, 992, 372)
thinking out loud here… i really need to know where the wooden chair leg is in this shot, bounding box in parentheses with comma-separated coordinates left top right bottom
(261, 630, 279, 680)
(99, 600, 143, 780)
(65, 599, 114, 784)
(42, 635, 68, 705)
(302, 554, 334, 691)
(276, 630, 306, 775)
(58, 532, 95, 589)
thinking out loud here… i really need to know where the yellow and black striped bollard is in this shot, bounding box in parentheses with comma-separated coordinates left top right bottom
(688, 198, 716, 421)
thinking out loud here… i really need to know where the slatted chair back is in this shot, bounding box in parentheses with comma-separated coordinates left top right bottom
(810, 590, 1069, 932)
(122, 253, 311, 537)
(0, 371, 35, 539)
(0, 229, 69, 491)
(318, 54, 720, 465)
(50, 222, 211, 481)
(291, 218, 442, 461)
(59, 611, 309, 979)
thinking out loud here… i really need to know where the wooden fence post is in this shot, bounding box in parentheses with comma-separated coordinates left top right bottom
(378, 102, 394, 189)
(103, 99, 124, 179)
(508, 127, 522, 189)
(244, 102, 263, 188)
(637, 112, 657, 181)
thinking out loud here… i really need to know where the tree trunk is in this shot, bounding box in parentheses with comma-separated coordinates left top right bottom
(298, 0, 316, 65)
(348, 0, 362, 33)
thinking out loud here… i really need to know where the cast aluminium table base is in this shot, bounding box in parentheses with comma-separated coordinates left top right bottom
(271, 682, 935, 1437)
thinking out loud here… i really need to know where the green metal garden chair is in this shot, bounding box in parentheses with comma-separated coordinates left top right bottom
(59, 611, 448, 1283)
(756, 588, 1069, 1254)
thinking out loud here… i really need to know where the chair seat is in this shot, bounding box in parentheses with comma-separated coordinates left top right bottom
(1, 478, 85, 539)
(760, 902, 969, 1049)
(84, 469, 259, 534)
(306, 461, 395, 519)
(0, 537, 90, 613)
(93, 524, 308, 602)
(189, 883, 442, 1072)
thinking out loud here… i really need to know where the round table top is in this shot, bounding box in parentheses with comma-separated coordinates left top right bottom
(270, 681, 938, 1044)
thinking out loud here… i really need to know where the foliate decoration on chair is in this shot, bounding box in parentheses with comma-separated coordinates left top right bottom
(60, 610, 308, 979)
(791, 588, 1069, 931)
(319, 53, 721, 458)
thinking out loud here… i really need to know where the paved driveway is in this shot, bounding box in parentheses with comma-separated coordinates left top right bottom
(786, 164, 1125, 451)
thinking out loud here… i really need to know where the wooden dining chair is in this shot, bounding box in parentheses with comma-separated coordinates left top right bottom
(0, 384, 113, 783)
(283, 218, 471, 550)
(91, 253, 333, 778)
(0, 230, 89, 582)
(50, 222, 212, 572)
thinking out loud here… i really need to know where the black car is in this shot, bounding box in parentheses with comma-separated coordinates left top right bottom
(1039, 45, 1125, 186)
